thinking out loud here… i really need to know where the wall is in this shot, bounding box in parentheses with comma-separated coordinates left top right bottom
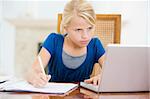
(0, 0, 2, 74)
(14, 27, 50, 77)
(0, 22, 16, 76)
(0, 3, 15, 76)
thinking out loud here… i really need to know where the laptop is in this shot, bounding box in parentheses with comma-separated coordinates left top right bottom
(80, 44, 149, 92)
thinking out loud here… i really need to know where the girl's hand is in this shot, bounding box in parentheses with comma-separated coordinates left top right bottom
(84, 74, 101, 86)
(25, 69, 51, 87)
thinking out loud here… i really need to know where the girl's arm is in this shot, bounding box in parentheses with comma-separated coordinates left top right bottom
(32, 47, 51, 72)
(98, 54, 105, 67)
(84, 54, 105, 85)
(25, 47, 51, 87)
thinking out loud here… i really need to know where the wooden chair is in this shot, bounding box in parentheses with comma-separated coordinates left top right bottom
(57, 14, 121, 77)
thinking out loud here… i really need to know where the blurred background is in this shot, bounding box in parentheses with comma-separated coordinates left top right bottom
(0, 0, 149, 77)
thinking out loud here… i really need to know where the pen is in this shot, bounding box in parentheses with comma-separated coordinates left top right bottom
(38, 55, 46, 75)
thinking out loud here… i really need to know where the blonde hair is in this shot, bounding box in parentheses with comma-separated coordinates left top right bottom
(61, 0, 96, 31)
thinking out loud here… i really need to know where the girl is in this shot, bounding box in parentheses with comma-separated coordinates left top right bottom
(26, 0, 105, 87)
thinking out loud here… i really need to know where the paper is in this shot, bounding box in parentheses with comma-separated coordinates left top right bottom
(0, 76, 13, 83)
(0, 79, 78, 94)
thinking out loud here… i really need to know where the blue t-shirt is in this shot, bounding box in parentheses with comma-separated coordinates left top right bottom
(42, 33, 105, 82)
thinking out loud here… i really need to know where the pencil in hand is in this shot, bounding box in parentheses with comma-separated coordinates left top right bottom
(38, 55, 46, 75)
(38, 55, 51, 81)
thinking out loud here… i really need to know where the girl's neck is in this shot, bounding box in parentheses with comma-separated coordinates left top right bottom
(63, 36, 87, 57)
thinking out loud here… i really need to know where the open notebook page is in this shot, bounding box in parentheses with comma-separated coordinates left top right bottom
(0, 79, 78, 94)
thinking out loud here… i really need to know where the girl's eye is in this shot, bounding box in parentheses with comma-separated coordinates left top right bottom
(88, 27, 93, 30)
(75, 29, 82, 32)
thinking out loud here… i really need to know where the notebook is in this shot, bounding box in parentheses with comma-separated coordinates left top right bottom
(0, 76, 11, 84)
(80, 44, 149, 92)
(0, 77, 78, 94)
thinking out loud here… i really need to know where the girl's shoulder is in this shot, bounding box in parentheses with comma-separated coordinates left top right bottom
(89, 36, 101, 45)
(47, 33, 64, 39)
(42, 33, 64, 56)
(44, 33, 65, 43)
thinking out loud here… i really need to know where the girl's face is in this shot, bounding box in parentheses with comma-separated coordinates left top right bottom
(65, 16, 95, 48)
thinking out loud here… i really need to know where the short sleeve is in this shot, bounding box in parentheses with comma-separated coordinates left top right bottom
(94, 38, 105, 63)
(42, 33, 57, 56)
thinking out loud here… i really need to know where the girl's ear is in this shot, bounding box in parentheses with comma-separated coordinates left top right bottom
(63, 26, 68, 33)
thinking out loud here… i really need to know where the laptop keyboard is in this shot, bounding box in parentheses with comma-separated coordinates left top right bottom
(80, 82, 100, 92)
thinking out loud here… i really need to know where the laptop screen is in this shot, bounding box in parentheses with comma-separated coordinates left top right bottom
(99, 44, 149, 92)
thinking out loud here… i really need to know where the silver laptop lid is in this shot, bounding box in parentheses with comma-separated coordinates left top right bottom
(99, 44, 149, 92)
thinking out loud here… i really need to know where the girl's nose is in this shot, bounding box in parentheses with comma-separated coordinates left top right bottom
(82, 30, 90, 39)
